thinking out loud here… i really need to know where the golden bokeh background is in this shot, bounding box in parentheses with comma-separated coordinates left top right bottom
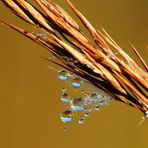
(0, 0, 148, 148)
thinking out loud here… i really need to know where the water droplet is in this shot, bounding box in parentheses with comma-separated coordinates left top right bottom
(61, 87, 67, 93)
(58, 70, 69, 81)
(74, 60, 78, 64)
(48, 56, 55, 60)
(89, 93, 98, 104)
(63, 126, 69, 132)
(79, 117, 85, 124)
(61, 93, 70, 103)
(104, 96, 112, 105)
(114, 52, 118, 55)
(71, 77, 82, 88)
(95, 105, 100, 111)
(144, 111, 148, 120)
(99, 97, 106, 105)
(62, 56, 69, 64)
(60, 110, 73, 123)
(71, 98, 84, 112)
(36, 32, 48, 39)
(84, 109, 91, 117)
(97, 94, 103, 99)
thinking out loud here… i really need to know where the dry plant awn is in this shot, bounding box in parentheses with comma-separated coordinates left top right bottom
(0, 0, 148, 124)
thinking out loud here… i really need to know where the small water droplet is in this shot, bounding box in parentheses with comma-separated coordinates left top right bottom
(79, 117, 85, 124)
(63, 126, 69, 132)
(95, 105, 100, 111)
(89, 93, 98, 104)
(48, 56, 55, 60)
(97, 94, 103, 99)
(144, 111, 148, 120)
(104, 96, 112, 105)
(84, 109, 91, 117)
(58, 70, 69, 81)
(74, 60, 78, 65)
(62, 56, 69, 63)
(71, 77, 82, 88)
(60, 110, 73, 123)
(99, 97, 106, 105)
(114, 52, 118, 55)
(71, 98, 84, 112)
(61, 93, 70, 103)
(61, 87, 67, 93)
(36, 32, 48, 39)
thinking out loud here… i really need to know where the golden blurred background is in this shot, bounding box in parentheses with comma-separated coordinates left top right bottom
(0, 0, 148, 148)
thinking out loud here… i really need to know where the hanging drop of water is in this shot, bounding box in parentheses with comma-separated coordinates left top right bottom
(61, 93, 70, 103)
(60, 110, 73, 123)
(71, 98, 84, 112)
(71, 77, 82, 88)
(58, 70, 69, 81)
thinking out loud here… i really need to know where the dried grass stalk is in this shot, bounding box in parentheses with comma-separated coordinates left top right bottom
(0, 0, 148, 117)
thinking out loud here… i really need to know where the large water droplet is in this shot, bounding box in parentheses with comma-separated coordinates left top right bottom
(71, 77, 82, 88)
(61, 93, 70, 103)
(71, 98, 84, 112)
(58, 70, 69, 81)
(60, 110, 73, 123)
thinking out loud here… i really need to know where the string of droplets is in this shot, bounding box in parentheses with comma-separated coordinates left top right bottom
(57, 69, 113, 127)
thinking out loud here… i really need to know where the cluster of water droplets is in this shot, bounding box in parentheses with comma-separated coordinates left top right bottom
(57, 69, 113, 128)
